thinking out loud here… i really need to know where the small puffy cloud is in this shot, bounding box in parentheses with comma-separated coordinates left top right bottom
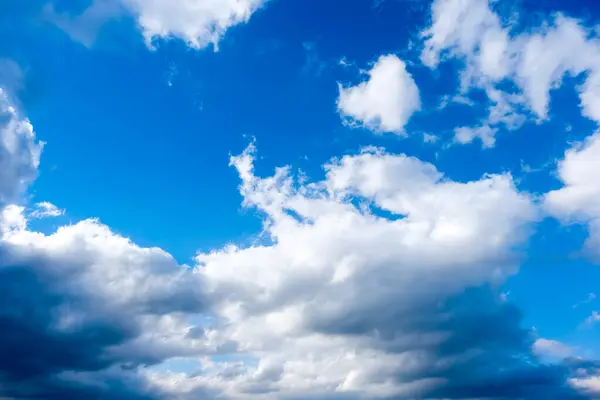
(338, 55, 421, 135)
(29, 201, 65, 219)
(423, 132, 438, 143)
(454, 124, 497, 148)
(545, 133, 600, 259)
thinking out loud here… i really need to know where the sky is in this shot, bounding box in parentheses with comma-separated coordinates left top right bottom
(1, 0, 600, 398)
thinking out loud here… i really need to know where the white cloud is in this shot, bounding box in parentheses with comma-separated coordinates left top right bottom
(423, 132, 438, 143)
(0, 91, 220, 399)
(516, 16, 600, 120)
(337, 55, 421, 135)
(0, 89, 43, 207)
(422, 0, 600, 145)
(0, 89, 584, 399)
(29, 201, 65, 219)
(421, 0, 509, 81)
(0, 204, 27, 236)
(123, 0, 266, 49)
(454, 124, 497, 148)
(545, 133, 600, 259)
(48, 0, 266, 50)
(165, 143, 546, 398)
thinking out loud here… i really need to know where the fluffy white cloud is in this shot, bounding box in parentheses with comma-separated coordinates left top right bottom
(337, 55, 421, 135)
(454, 124, 497, 148)
(0, 87, 586, 399)
(48, 0, 266, 50)
(421, 0, 509, 82)
(0, 89, 43, 207)
(545, 133, 600, 259)
(123, 0, 266, 49)
(516, 16, 600, 120)
(160, 143, 568, 399)
(422, 0, 600, 145)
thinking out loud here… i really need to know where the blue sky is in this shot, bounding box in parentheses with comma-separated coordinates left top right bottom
(1, 0, 600, 398)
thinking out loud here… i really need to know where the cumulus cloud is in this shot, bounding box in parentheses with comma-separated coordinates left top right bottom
(156, 143, 591, 399)
(421, 0, 509, 80)
(0, 203, 230, 399)
(0, 87, 589, 399)
(545, 133, 600, 259)
(49, 0, 267, 50)
(337, 55, 420, 135)
(123, 0, 266, 49)
(422, 0, 600, 144)
(0, 93, 227, 399)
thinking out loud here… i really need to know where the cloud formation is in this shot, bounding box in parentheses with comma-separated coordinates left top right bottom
(3, 1, 600, 399)
(164, 144, 582, 399)
(48, 0, 267, 49)
(338, 55, 420, 135)
(0, 93, 224, 399)
(545, 133, 600, 260)
(0, 89, 43, 207)
(422, 0, 600, 145)
(0, 90, 585, 398)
